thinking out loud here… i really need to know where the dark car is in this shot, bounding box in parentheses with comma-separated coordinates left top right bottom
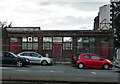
(0, 51, 30, 67)
(71, 52, 82, 64)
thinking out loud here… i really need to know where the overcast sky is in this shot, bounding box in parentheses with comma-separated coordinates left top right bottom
(0, 0, 110, 30)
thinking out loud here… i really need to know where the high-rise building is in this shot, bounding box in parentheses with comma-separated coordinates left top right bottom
(99, 4, 111, 30)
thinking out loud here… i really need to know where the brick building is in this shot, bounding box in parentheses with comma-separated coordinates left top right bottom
(2, 27, 114, 61)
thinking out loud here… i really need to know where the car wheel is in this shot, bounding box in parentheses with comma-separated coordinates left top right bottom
(103, 64, 110, 70)
(41, 60, 48, 66)
(78, 63, 84, 69)
(16, 61, 23, 67)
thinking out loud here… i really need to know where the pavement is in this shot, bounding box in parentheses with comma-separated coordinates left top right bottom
(2, 74, 120, 83)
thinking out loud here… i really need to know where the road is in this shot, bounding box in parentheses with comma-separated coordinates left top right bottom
(1, 64, 120, 83)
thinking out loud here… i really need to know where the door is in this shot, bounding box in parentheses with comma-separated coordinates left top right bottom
(82, 54, 92, 67)
(101, 43, 109, 59)
(19, 53, 33, 62)
(53, 44, 62, 58)
(30, 53, 41, 63)
(3, 52, 16, 65)
(91, 54, 103, 67)
(10, 43, 18, 54)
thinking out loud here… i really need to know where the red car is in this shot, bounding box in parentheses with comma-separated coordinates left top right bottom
(76, 53, 113, 69)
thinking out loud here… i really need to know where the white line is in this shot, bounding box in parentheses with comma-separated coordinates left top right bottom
(1, 67, 14, 69)
(50, 71, 54, 72)
(91, 72, 96, 74)
(16, 70, 29, 72)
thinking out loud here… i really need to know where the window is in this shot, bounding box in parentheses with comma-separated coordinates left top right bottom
(43, 37, 52, 50)
(33, 37, 38, 42)
(33, 43, 38, 50)
(30, 53, 38, 57)
(78, 37, 82, 42)
(28, 43, 32, 50)
(5, 53, 14, 57)
(22, 37, 38, 50)
(101, 37, 109, 43)
(90, 37, 95, 42)
(43, 37, 52, 42)
(83, 37, 89, 43)
(43, 43, 52, 50)
(83, 55, 90, 59)
(63, 43, 72, 50)
(78, 55, 81, 59)
(77, 43, 83, 52)
(77, 37, 95, 53)
(20, 53, 30, 56)
(91, 55, 101, 60)
(22, 43, 27, 50)
(53, 37, 62, 43)
(22, 37, 27, 42)
(63, 37, 73, 50)
(77, 37, 83, 52)
(28, 37, 32, 42)
(10, 38, 17, 43)
(63, 37, 72, 42)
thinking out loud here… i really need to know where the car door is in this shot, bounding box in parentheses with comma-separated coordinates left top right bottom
(2, 52, 7, 64)
(82, 54, 92, 67)
(30, 53, 41, 63)
(91, 54, 103, 67)
(3, 52, 16, 65)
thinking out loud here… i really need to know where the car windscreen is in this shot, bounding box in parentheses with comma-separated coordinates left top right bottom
(78, 55, 81, 59)
(30, 53, 39, 57)
(10, 52, 18, 57)
(74, 53, 81, 57)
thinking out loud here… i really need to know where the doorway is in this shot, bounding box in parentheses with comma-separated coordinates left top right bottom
(101, 43, 109, 59)
(53, 44, 62, 58)
(10, 43, 18, 54)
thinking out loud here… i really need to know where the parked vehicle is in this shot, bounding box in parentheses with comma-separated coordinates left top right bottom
(17, 52, 53, 66)
(71, 52, 82, 64)
(114, 59, 120, 68)
(114, 48, 120, 68)
(0, 51, 30, 67)
(76, 53, 113, 69)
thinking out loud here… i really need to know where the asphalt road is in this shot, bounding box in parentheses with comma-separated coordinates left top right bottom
(1, 64, 120, 83)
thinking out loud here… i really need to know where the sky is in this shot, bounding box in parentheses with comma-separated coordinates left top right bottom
(0, 0, 110, 30)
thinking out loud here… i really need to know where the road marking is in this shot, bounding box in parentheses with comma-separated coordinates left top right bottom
(1, 67, 14, 69)
(15, 70, 29, 72)
(112, 69, 119, 71)
(50, 70, 54, 72)
(91, 72, 96, 74)
(50, 71, 64, 73)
